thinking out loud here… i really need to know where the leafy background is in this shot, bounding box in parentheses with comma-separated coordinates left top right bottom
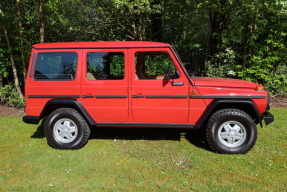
(0, 0, 287, 107)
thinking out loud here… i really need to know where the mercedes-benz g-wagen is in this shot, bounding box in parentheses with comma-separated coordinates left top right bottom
(23, 41, 274, 154)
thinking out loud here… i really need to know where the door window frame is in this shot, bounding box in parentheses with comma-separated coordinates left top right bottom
(131, 48, 184, 82)
(82, 48, 129, 82)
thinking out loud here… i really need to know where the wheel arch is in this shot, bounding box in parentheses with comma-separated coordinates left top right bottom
(195, 99, 262, 129)
(39, 99, 96, 127)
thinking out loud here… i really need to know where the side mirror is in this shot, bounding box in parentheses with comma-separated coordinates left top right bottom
(163, 68, 172, 81)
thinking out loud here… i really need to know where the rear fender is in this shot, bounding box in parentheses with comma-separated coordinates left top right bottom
(23, 99, 96, 126)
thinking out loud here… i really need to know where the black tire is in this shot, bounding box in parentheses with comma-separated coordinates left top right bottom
(44, 108, 90, 149)
(206, 108, 257, 154)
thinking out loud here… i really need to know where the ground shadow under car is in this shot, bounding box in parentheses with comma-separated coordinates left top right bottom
(31, 118, 212, 152)
(30, 117, 46, 139)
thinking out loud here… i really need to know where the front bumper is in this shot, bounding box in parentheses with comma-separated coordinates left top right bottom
(23, 116, 40, 124)
(262, 112, 274, 126)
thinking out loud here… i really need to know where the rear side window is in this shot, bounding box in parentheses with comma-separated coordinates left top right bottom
(87, 52, 125, 80)
(34, 52, 78, 80)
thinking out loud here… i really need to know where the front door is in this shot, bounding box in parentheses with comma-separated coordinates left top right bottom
(131, 48, 189, 124)
(81, 49, 129, 123)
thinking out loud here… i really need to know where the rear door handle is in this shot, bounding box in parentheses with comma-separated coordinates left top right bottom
(172, 82, 184, 86)
(133, 95, 145, 98)
(82, 95, 94, 98)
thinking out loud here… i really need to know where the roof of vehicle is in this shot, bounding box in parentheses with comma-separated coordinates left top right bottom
(32, 41, 171, 49)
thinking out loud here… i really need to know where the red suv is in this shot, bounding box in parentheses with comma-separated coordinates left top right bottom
(23, 41, 274, 154)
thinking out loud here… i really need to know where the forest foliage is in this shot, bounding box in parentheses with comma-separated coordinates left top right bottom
(0, 0, 287, 107)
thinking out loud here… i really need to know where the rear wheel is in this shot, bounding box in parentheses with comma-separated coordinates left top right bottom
(44, 108, 90, 149)
(206, 109, 257, 154)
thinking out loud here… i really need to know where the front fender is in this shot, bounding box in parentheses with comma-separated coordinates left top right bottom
(194, 99, 262, 128)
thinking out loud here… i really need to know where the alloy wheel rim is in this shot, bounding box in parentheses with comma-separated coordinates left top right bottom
(53, 118, 78, 143)
(218, 121, 247, 148)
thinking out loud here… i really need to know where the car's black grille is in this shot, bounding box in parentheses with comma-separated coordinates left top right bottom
(266, 91, 271, 111)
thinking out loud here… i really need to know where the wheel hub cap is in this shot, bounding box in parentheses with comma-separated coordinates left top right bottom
(218, 121, 247, 148)
(53, 118, 78, 143)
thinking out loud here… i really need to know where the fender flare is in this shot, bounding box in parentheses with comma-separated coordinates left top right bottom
(194, 99, 262, 128)
(23, 99, 96, 126)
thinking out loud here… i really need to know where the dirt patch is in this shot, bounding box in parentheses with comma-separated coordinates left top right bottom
(0, 105, 26, 118)
(270, 96, 287, 108)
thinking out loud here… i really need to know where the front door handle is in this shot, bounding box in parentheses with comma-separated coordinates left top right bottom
(172, 82, 184, 86)
(133, 95, 145, 98)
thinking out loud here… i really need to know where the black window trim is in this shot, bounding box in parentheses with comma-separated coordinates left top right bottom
(29, 52, 36, 77)
(33, 52, 79, 81)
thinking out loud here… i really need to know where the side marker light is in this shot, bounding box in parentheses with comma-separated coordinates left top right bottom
(256, 86, 264, 91)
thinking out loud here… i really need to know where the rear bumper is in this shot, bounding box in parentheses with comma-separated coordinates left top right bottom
(262, 112, 274, 126)
(23, 116, 40, 124)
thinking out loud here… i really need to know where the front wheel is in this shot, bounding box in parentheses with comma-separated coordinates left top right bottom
(206, 109, 257, 154)
(44, 108, 90, 149)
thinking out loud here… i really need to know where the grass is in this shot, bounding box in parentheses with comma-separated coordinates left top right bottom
(0, 108, 286, 191)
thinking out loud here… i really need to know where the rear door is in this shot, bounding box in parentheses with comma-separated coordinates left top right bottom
(81, 49, 129, 123)
(130, 48, 189, 124)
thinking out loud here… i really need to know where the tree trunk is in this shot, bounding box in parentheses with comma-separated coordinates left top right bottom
(0, 0, 3, 87)
(210, 8, 215, 57)
(39, 0, 44, 43)
(2, 23, 24, 101)
(243, 24, 252, 69)
(215, 12, 222, 65)
(16, 0, 27, 83)
(0, 74, 2, 87)
(151, 0, 162, 42)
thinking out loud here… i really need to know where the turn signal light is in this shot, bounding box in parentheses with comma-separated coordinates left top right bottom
(256, 86, 264, 91)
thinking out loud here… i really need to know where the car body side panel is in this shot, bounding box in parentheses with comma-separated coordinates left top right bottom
(80, 49, 129, 123)
(188, 98, 206, 124)
(130, 48, 190, 124)
(25, 48, 82, 116)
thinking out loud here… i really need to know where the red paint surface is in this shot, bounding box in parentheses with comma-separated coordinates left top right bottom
(192, 77, 262, 89)
(33, 41, 170, 49)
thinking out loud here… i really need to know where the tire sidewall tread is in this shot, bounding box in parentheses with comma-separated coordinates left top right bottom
(206, 108, 258, 154)
(44, 108, 90, 150)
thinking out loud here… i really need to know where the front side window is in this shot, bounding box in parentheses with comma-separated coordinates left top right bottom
(135, 51, 179, 80)
(87, 52, 125, 80)
(34, 52, 78, 80)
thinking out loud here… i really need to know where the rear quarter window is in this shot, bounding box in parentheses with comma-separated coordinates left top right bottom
(34, 52, 78, 80)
